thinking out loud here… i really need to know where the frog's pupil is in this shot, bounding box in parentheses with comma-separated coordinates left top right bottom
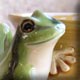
(24, 23, 33, 32)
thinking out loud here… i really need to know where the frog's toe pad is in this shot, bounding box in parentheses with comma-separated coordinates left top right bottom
(50, 47, 76, 75)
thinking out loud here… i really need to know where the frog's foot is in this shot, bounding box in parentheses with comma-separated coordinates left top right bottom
(50, 47, 76, 75)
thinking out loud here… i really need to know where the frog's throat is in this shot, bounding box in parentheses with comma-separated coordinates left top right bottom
(24, 31, 64, 79)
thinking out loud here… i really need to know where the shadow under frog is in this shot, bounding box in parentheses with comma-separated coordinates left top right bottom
(1, 10, 65, 80)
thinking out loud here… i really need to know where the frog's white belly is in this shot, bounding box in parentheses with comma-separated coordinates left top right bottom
(25, 36, 61, 80)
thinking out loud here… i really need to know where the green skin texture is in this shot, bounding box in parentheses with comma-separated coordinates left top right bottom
(0, 10, 65, 80)
(0, 23, 12, 79)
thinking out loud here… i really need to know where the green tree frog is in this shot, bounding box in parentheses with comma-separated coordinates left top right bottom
(0, 10, 65, 80)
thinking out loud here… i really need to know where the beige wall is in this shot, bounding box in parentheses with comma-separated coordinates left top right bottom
(0, 0, 79, 31)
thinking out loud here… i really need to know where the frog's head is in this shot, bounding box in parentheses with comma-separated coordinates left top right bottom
(12, 10, 65, 45)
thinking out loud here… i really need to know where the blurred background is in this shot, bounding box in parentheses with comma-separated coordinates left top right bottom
(0, 0, 79, 31)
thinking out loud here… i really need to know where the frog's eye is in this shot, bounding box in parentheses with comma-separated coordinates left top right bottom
(21, 19, 35, 33)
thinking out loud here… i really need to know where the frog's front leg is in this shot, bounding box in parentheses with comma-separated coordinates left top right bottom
(50, 47, 76, 75)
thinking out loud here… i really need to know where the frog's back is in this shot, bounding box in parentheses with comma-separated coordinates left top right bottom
(0, 23, 12, 79)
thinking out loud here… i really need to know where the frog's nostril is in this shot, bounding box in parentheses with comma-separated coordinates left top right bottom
(21, 19, 35, 33)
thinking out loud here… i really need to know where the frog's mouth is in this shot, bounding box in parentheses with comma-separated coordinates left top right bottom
(44, 31, 64, 44)
(23, 29, 65, 45)
(33, 31, 65, 45)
